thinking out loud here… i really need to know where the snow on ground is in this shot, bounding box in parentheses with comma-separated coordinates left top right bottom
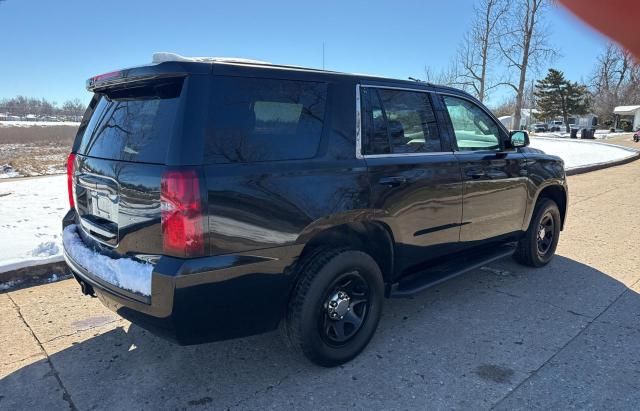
(0, 173, 152, 294)
(0, 175, 67, 272)
(0, 121, 80, 127)
(0, 272, 69, 291)
(532, 130, 630, 140)
(529, 137, 638, 170)
(63, 224, 152, 296)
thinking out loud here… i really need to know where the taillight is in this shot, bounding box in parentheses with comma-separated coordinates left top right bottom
(66, 153, 76, 209)
(160, 169, 205, 258)
(92, 70, 122, 82)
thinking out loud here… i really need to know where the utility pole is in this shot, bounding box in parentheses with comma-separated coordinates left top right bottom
(528, 79, 535, 129)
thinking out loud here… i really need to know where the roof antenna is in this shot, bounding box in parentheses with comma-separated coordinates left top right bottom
(408, 77, 424, 82)
(322, 42, 325, 70)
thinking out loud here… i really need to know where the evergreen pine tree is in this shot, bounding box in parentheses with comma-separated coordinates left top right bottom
(535, 68, 590, 132)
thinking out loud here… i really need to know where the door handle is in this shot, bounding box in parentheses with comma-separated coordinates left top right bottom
(466, 170, 486, 179)
(378, 176, 407, 187)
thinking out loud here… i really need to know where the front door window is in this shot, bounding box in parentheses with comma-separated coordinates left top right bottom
(443, 96, 501, 151)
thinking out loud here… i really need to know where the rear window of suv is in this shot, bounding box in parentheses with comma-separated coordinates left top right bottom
(205, 77, 327, 163)
(75, 78, 183, 164)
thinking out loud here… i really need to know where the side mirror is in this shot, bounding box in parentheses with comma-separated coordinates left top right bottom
(509, 130, 529, 148)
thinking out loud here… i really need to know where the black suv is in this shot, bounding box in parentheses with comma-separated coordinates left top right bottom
(63, 55, 568, 366)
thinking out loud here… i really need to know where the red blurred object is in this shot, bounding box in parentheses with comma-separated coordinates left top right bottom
(558, 0, 640, 59)
(160, 169, 204, 257)
(66, 153, 76, 209)
(91, 70, 122, 82)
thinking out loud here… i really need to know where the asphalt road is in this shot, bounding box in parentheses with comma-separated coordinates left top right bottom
(2, 160, 640, 410)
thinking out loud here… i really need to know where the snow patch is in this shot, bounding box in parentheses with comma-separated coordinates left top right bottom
(529, 137, 638, 170)
(32, 241, 60, 257)
(152, 52, 271, 65)
(0, 273, 67, 291)
(62, 225, 153, 296)
(0, 174, 67, 272)
(0, 279, 22, 291)
(532, 131, 630, 140)
(0, 121, 80, 127)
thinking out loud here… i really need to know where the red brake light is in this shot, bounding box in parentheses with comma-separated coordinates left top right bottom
(161, 169, 205, 258)
(92, 70, 122, 82)
(67, 153, 76, 209)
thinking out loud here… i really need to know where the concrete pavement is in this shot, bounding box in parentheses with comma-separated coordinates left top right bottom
(1, 161, 640, 410)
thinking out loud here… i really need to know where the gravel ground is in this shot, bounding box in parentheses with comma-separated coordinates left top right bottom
(1, 161, 640, 410)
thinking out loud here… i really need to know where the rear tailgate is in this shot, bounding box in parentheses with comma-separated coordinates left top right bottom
(71, 74, 203, 260)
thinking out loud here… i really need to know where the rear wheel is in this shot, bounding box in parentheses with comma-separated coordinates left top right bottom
(284, 249, 384, 367)
(514, 198, 561, 267)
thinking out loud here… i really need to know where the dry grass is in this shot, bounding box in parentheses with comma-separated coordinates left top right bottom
(0, 125, 77, 145)
(0, 125, 78, 177)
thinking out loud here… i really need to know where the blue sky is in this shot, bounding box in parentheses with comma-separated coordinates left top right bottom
(0, 0, 608, 107)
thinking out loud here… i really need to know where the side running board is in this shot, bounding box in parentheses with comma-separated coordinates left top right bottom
(389, 243, 517, 298)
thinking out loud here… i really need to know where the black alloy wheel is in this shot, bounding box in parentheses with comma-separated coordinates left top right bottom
(284, 249, 384, 367)
(514, 198, 561, 267)
(319, 270, 370, 346)
(536, 211, 555, 256)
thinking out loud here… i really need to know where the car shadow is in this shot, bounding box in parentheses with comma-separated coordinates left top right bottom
(2, 255, 639, 410)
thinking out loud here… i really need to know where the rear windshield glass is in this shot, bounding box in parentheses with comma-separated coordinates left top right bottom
(75, 79, 183, 163)
(205, 77, 327, 163)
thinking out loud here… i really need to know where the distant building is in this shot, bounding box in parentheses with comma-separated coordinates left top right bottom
(498, 109, 538, 130)
(613, 105, 640, 131)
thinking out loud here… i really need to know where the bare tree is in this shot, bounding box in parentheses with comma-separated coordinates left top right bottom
(491, 96, 517, 117)
(0, 95, 87, 119)
(455, 0, 509, 102)
(590, 43, 640, 126)
(498, 0, 554, 130)
(424, 60, 460, 86)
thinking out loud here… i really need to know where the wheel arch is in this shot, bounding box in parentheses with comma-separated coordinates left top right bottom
(531, 184, 568, 230)
(296, 221, 395, 285)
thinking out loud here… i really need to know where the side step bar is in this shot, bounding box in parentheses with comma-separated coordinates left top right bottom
(389, 243, 517, 298)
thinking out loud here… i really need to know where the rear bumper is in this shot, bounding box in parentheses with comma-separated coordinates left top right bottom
(63, 215, 302, 345)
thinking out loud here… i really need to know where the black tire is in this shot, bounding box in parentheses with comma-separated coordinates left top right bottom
(514, 198, 561, 267)
(284, 249, 384, 367)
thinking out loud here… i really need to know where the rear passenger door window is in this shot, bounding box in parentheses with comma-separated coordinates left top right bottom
(361, 88, 441, 155)
(206, 77, 327, 163)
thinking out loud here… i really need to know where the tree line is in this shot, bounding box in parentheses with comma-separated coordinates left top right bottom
(425, 0, 640, 130)
(425, 0, 554, 129)
(590, 44, 640, 128)
(0, 96, 86, 119)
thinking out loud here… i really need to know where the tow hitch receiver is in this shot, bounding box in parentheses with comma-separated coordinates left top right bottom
(73, 274, 96, 297)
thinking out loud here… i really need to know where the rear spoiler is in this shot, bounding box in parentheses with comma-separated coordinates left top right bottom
(86, 62, 209, 92)
(87, 70, 183, 92)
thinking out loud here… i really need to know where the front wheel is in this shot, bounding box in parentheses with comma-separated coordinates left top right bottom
(514, 198, 561, 267)
(284, 249, 384, 367)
